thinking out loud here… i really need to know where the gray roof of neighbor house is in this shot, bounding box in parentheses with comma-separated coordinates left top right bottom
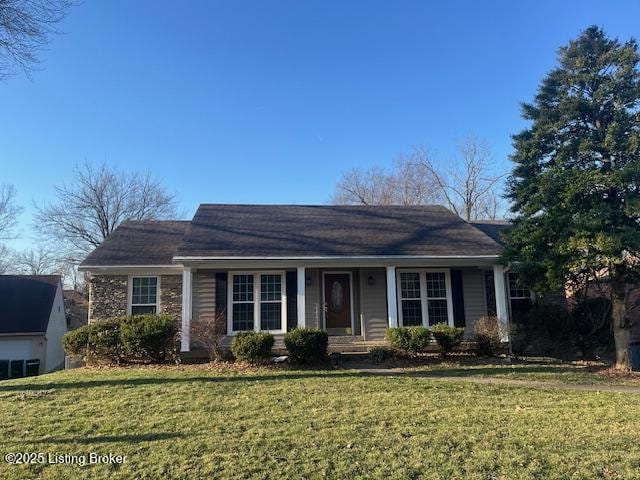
(175, 204, 503, 258)
(471, 221, 510, 245)
(0, 275, 61, 334)
(80, 220, 190, 266)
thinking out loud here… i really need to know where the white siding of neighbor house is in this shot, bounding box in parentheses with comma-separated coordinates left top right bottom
(45, 283, 68, 372)
(461, 268, 487, 339)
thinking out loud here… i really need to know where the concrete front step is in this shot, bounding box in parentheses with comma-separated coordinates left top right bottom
(328, 335, 364, 345)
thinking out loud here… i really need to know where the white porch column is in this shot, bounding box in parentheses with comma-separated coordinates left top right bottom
(493, 264, 509, 342)
(297, 267, 306, 328)
(181, 267, 192, 352)
(386, 266, 398, 328)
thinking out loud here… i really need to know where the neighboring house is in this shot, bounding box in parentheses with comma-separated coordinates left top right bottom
(63, 289, 89, 329)
(79, 204, 550, 353)
(0, 275, 68, 375)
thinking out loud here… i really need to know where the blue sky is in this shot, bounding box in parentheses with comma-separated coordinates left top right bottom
(2, 0, 639, 251)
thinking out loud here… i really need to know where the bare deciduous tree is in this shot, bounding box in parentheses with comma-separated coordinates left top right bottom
(0, 183, 22, 239)
(0, 184, 22, 272)
(0, 0, 72, 79)
(417, 138, 504, 221)
(35, 162, 179, 262)
(331, 138, 504, 221)
(15, 245, 60, 275)
(331, 154, 441, 206)
(0, 244, 12, 273)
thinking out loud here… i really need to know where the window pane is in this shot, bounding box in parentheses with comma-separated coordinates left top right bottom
(260, 303, 281, 330)
(233, 275, 254, 302)
(131, 305, 156, 315)
(232, 303, 254, 331)
(132, 277, 157, 305)
(260, 274, 281, 302)
(509, 273, 529, 299)
(427, 299, 448, 325)
(400, 273, 421, 299)
(484, 270, 497, 317)
(401, 299, 423, 326)
(426, 272, 446, 298)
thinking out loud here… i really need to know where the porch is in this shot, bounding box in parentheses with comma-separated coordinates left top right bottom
(180, 262, 513, 353)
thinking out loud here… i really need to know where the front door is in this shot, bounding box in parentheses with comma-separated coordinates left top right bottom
(324, 273, 352, 333)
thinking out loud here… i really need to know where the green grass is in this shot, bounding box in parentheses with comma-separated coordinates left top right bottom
(393, 360, 640, 386)
(1, 365, 640, 479)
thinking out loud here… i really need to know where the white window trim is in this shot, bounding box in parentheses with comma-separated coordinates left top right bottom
(396, 269, 454, 328)
(507, 272, 534, 301)
(227, 271, 287, 334)
(127, 275, 161, 315)
(321, 270, 355, 334)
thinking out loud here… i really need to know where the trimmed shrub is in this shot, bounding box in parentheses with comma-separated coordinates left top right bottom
(231, 332, 274, 363)
(284, 328, 328, 363)
(473, 316, 502, 356)
(513, 303, 576, 358)
(62, 326, 90, 355)
(431, 323, 464, 355)
(87, 320, 122, 362)
(384, 326, 431, 354)
(369, 346, 393, 364)
(120, 314, 178, 362)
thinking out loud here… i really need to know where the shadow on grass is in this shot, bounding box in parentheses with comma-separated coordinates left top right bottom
(0, 364, 599, 392)
(1, 432, 186, 446)
(0, 371, 362, 391)
(376, 365, 588, 378)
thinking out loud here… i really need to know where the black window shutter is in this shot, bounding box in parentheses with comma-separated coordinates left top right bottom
(450, 269, 466, 328)
(215, 272, 228, 334)
(286, 270, 298, 331)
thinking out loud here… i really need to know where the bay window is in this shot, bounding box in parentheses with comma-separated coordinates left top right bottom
(397, 270, 453, 327)
(229, 272, 286, 333)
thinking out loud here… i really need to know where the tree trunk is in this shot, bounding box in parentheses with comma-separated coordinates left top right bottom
(611, 274, 631, 370)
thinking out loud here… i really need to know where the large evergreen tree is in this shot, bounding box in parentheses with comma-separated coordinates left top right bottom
(504, 26, 640, 369)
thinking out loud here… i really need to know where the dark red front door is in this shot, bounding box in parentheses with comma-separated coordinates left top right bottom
(324, 273, 351, 329)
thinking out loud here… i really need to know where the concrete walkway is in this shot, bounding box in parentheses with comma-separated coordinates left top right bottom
(348, 367, 640, 394)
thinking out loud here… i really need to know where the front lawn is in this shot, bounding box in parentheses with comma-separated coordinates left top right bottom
(1, 365, 640, 479)
(372, 357, 640, 386)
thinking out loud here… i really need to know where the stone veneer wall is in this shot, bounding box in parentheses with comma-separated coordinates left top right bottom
(160, 275, 182, 323)
(89, 275, 128, 322)
(88, 274, 183, 323)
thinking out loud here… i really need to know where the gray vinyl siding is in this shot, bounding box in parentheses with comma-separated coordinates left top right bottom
(192, 269, 216, 322)
(304, 268, 321, 329)
(351, 269, 361, 336)
(461, 268, 486, 338)
(360, 267, 388, 341)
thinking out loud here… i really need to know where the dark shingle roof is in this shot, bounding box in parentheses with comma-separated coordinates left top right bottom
(471, 221, 510, 246)
(0, 275, 60, 334)
(80, 220, 190, 267)
(175, 204, 503, 258)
